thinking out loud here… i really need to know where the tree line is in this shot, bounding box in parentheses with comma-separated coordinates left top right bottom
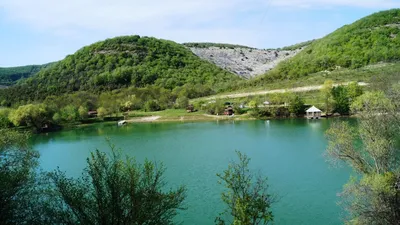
(0, 84, 214, 132)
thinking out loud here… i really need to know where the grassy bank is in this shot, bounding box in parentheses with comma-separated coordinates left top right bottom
(125, 109, 254, 123)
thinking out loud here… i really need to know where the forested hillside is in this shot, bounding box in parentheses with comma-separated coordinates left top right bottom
(0, 64, 53, 85)
(0, 35, 239, 103)
(265, 9, 400, 80)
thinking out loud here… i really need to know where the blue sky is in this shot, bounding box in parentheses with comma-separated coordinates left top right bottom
(1, 0, 400, 67)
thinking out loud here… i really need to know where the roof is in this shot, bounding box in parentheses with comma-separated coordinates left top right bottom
(263, 101, 270, 105)
(306, 106, 322, 113)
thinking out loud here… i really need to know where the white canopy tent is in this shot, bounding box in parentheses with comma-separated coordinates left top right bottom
(306, 106, 322, 119)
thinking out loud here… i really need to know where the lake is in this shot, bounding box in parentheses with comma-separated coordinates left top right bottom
(32, 119, 352, 225)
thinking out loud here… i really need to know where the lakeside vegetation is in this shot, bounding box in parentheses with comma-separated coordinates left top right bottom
(1, 85, 399, 224)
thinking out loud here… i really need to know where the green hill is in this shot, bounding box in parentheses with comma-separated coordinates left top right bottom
(265, 9, 400, 80)
(0, 64, 53, 85)
(1, 35, 240, 102)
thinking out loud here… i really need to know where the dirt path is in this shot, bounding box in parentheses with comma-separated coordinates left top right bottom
(201, 82, 368, 101)
(126, 116, 161, 123)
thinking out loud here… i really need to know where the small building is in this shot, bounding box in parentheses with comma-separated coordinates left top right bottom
(88, 110, 98, 118)
(186, 104, 194, 113)
(306, 106, 322, 119)
(263, 101, 270, 105)
(224, 105, 234, 116)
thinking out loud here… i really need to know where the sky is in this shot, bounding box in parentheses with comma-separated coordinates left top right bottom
(1, 0, 400, 67)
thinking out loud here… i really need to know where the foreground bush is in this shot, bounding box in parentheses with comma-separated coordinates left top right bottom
(46, 145, 187, 225)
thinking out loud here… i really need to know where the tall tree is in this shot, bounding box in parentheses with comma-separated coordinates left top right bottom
(0, 129, 40, 225)
(321, 80, 334, 114)
(325, 91, 400, 224)
(216, 151, 275, 225)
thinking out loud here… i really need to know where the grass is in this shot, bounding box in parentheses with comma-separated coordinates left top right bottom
(230, 62, 399, 93)
(192, 62, 400, 103)
(126, 109, 254, 122)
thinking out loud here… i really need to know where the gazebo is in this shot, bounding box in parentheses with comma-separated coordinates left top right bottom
(306, 106, 322, 119)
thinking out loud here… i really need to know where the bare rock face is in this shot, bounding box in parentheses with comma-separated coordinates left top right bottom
(189, 47, 302, 78)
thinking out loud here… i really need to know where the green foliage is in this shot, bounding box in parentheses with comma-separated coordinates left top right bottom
(1, 36, 239, 103)
(287, 94, 305, 116)
(205, 101, 225, 115)
(175, 96, 189, 109)
(250, 107, 273, 119)
(279, 39, 316, 51)
(331, 86, 350, 114)
(46, 145, 186, 224)
(216, 151, 274, 225)
(0, 63, 54, 86)
(97, 107, 108, 119)
(144, 100, 161, 112)
(0, 129, 40, 225)
(331, 82, 363, 114)
(0, 109, 12, 128)
(9, 104, 51, 132)
(346, 82, 364, 101)
(321, 80, 334, 113)
(60, 105, 79, 122)
(248, 100, 258, 108)
(263, 9, 400, 80)
(78, 106, 88, 120)
(325, 91, 400, 224)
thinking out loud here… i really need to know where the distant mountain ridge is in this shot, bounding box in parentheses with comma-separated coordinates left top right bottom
(0, 63, 54, 85)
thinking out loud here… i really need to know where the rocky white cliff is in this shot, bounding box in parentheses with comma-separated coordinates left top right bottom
(189, 47, 302, 78)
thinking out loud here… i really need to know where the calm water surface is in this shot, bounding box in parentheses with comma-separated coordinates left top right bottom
(32, 119, 352, 225)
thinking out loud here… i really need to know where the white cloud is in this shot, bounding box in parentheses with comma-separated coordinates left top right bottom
(2, 0, 398, 34)
(0, 0, 399, 65)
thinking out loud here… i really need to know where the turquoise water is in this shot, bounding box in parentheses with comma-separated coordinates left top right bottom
(32, 119, 352, 225)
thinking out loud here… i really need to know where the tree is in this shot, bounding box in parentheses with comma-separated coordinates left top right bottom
(97, 107, 108, 119)
(0, 109, 12, 128)
(216, 151, 275, 225)
(331, 85, 350, 114)
(325, 91, 400, 224)
(248, 100, 258, 109)
(60, 105, 79, 122)
(0, 129, 40, 224)
(9, 104, 50, 132)
(287, 94, 305, 116)
(144, 100, 161, 112)
(346, 82, 363, 102)
(78, 105, 89, 120)
(46, 144, 186, 225)
(175, 96, 189, 109)
(321, 80, 334, 114)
